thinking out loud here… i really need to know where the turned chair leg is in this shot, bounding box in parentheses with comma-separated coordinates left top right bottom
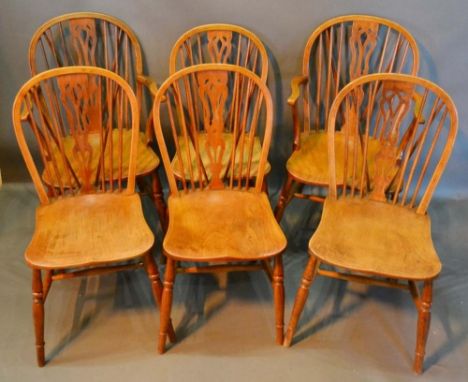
(143, 253, 176, 343)
(158, 258, 176, 354)
(413, 280, 433, 374)
(32, 269, 45, 367)
(283, 256, 319, 347)
(274, 173, 296, 222)
(151, 170, 168, 233)
(273, 255, 285, 345)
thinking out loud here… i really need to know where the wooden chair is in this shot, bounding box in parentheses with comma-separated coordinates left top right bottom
(152, 64, 287, 353)
(283, 73, 458, 374)
(12, 66, 175, 366)
(275, 15, 420, 221)
(169, 24, 270, 191)
(28, 12, 168, 231)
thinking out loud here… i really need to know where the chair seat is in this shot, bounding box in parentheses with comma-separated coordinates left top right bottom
(309, 197, 441, 280)
(163, 190, 286, 261)
(25, 193, 154, 269)
(286, 131, 391, 186)
(171, 132, 271, 180)
(43, 130, 160, 187)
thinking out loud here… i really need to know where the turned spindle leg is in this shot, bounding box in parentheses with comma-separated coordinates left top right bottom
(32, 269, 45, 367)
(151, 170, 168, 233)
(413, 280, 433, 374)
(274, 173, 295, 222)
(143, 254, 176, 343)
(158, 258, 176, 354)
(283, 256, 318, 347)
(273, 255, 285, 344)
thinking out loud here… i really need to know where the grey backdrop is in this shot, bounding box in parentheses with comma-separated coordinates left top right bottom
(1, 0, 467, 196)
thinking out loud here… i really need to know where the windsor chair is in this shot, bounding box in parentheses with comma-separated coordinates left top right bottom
(169, 24, 270, 191)
(275, 15, 420, 221)
(283, 73, 458, 374)
(152, 64, 287, 353)
(12, 66, 175, 366)
(28, 12, 168, 230)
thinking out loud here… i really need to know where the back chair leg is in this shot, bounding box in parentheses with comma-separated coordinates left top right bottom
(283, 256, 319, 347)
(273, 255, 285, 344)
(274, 173, 296, 222)
(151, 170, 168, 233)
(32, 269, 45, 367)
(413, 280, 433, 374)
(143, 253, 176, 343)
(158, 258, 176, 354)
(262, 175, 269, 197)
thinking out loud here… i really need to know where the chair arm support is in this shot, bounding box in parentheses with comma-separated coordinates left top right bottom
(137, 74, 159, 98)
(288, 76, 308, 150)
(287, 75, 308, 106)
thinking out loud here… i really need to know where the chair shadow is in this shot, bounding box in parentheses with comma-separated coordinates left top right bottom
(46, 277, 110, 363)
(166, 273, 228, 349)
(46, 269, 154, 363)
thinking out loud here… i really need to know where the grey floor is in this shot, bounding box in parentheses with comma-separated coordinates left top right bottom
(1, 182, 467, 381)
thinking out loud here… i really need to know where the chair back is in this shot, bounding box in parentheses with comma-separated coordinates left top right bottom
(153, 64, 273, 194)
(169, 24, 268, 82)
(300, 15, 419, 134)
(12, 66, 140, 204)
(327, 73, 458, 214)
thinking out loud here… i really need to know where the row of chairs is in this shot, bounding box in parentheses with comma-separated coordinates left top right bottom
(12, 12, 458, 374)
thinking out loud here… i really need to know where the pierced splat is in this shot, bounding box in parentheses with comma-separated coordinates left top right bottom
(370, 81, 413, 201)
(57, 74, 102, 192)
(349, 21, 379, 80)
(68, 19, 98, 66)
(207, 31, 233, 63)
(196, 71, 229, 189)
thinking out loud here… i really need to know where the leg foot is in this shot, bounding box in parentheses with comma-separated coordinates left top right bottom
(32, 269, 45, 367)
(158, 258, 176, 354)
(273, 255, 285, 345)
(144, 254, 176, 343)
(413, 280, 433, 374)
(283, 256, 318, 347)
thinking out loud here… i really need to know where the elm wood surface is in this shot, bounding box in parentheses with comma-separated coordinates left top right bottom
(283, 74, 458, 375)
(275, 15, 420, 221)
(29, 12, 167, 229)
(164, 190, 285, 261)
(12, 66, 174, 366)
(152, 64, 286, 352)
(169, 24, 270, 182)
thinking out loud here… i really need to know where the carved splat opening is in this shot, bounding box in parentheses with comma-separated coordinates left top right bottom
(196, 71, 229, 189)
(68, 19, 97, 66)
(207, 31, 233, 63)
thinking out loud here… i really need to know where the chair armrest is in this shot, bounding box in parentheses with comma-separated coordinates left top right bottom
(288, 76, 308, 149)
(137, 74, 159, 98)
(287, 75, 308, 106)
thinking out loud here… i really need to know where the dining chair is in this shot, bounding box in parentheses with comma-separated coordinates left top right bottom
(274, 15, 420, 221)
(12, 66, 175, 366)
(169, 24, 270, 192)
(152, 64, 287, 353)
(28, 12, 168, 230)
(283, 73, 458, 374)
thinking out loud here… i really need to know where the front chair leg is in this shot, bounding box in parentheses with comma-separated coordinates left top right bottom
(143, 253, 176, 343)
(273, 255, 285, 344)
(158, 258, 176, 354)
(32, 269, 45, 367)
(413, 280, 433, 374)
(151, 170, 168, 233)
(283, 255, 319, 347)
(274, 173, 296, 222)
